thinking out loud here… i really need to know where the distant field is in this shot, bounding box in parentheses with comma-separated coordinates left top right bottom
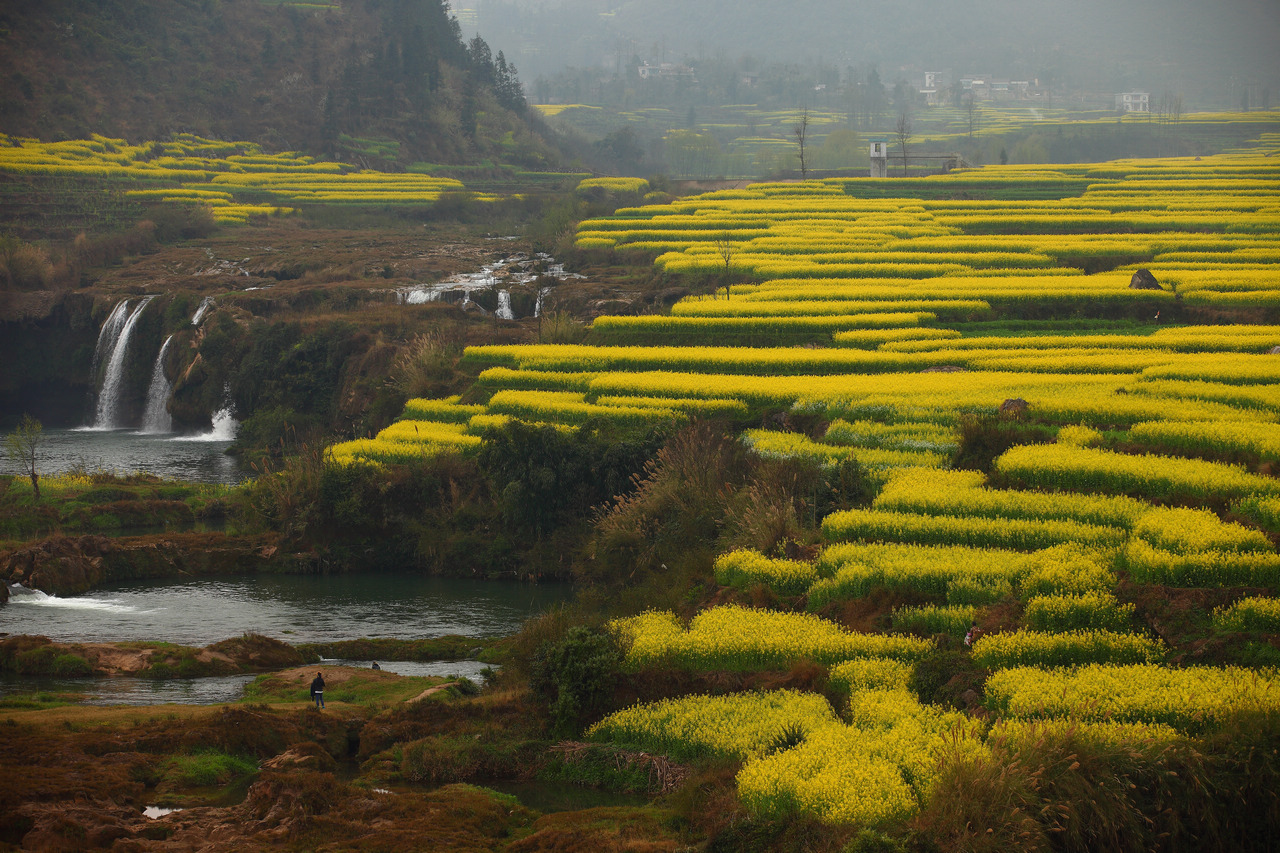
(0, 132, 584, 224)
(537, 101, 1280, 178)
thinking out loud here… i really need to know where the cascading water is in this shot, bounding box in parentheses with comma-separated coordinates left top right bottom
(88, 300, 132, 395)
(140, 335, 174, 434)
(496, 290, 514, 320)
(191, 296, 213, 326)
(90, 296, 154, 430)
(182, 407, 238, 442)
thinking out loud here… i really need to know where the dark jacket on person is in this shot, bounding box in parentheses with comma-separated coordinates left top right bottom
(310, 675, 325, 697)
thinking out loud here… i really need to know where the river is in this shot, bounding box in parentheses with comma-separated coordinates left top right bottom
(0, 573, 571, 704)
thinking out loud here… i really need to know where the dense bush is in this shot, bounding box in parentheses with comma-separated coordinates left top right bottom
(479, 418, 668, 539)
(952, 412, 1050, 473)
(529, 626, 625, 737)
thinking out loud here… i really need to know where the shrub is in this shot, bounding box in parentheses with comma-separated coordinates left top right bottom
(529, 626, 625, 737)
(952, 412, 1043, 472)
(14, 646, 93, 677)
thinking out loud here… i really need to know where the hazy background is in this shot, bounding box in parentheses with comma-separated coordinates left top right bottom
(461, 0, 1279, 108)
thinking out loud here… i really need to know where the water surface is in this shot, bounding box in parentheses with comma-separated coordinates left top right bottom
(1, 574, 567, 704)
(0, 426, 245, 484)
(2, 574, 569, 646)
(0, 660, 493, 705)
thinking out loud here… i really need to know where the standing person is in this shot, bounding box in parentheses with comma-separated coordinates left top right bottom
(310, 671, 325, 709)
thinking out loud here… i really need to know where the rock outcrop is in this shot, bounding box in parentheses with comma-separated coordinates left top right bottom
(1, 532, 312, 596)
(1129, 268, 1162, 290)
(1000, 398, 1030, 416)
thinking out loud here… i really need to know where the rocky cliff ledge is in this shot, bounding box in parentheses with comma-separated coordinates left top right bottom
(1, 532, 314, 596)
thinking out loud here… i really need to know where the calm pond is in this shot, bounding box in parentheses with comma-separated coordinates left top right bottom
(0, 424, 246, 484)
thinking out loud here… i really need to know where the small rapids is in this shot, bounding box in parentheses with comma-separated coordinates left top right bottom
(6, 584, 142, 614)
(394, 252, 583, 317)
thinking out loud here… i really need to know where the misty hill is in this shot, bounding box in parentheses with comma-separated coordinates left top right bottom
(0, 0, 561, 168)
(473, 0, 1279, 107)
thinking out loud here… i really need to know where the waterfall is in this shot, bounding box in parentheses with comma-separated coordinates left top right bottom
(91, 296, 155, 430)
(140, 335, 174, 434)
(88, 300, 133, 398)
(183, 407, 238, 442)
(191, 296, 213, 326)
(496, 290, 514, 320)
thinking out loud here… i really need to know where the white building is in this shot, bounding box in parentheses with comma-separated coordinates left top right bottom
(1115, 92, 1150, 112)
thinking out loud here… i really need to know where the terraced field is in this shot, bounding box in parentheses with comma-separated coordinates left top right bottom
(329, 128, 1280, 828)
(0, 133, 534, 223)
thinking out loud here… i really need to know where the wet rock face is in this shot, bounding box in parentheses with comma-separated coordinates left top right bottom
(1, 533, 309, 596)
(1129, 268, 1162, 290)
(0, 536, 110, 595)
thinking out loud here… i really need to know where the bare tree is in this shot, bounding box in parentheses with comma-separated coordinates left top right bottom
(894, 112, 912, 176)
(792, 107, 810, 179)
(715, 238, 735, 299)
(5, 414, 43, 501)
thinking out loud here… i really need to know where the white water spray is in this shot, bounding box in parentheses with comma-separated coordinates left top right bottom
(6, 584, 139, 613)
(181, 407, 238, 442)
(91, 296, 155, 430)
(191, 296, 213, 326)
(140, 335, 174, 434)
(496, 290, 514, 320)
(89, 301, 132, 381)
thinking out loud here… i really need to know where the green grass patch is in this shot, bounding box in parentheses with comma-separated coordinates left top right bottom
(0, 692, 88, 710)
(159, 749, 258, 793)
(12, 647, 94, 677)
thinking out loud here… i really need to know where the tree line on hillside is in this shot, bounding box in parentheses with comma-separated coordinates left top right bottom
(0, 0, 553, 169)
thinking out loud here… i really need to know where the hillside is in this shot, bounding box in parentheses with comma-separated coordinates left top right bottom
(0, 0, 561, 169)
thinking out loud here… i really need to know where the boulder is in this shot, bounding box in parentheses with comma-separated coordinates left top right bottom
(1129, 268, 1162, 290)
(0, 536, 109, 595)
(1000, 398, 1030, 416)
